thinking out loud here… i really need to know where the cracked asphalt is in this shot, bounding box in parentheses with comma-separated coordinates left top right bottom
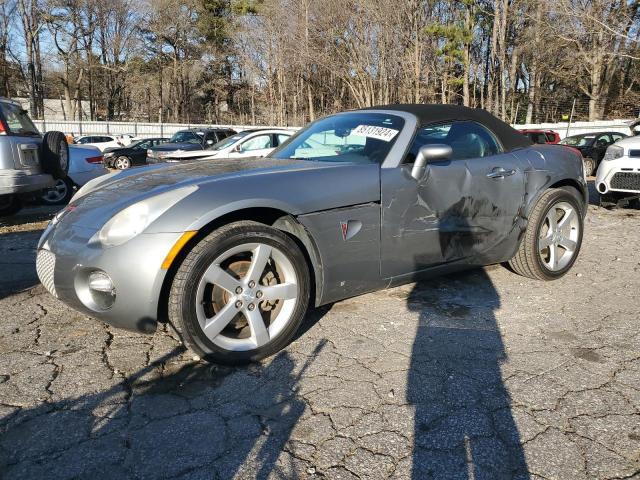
(0, 197, 639, 479)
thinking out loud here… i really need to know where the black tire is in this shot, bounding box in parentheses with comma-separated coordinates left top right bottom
(40, 177, 74, 205)
(41, 131, 70, 179)
(583, 157, 596, 177)
(114, 156, 131, 170)
(0, 195, 22, 217)
(509, 188, 584, 280)
(169, 221, 311, 365)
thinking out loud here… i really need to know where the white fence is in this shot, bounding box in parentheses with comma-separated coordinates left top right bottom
(32, 118, 637, 140)
(31, 120, 290, 138)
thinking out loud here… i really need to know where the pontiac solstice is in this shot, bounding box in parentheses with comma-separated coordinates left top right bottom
(36, 105, 587, 364)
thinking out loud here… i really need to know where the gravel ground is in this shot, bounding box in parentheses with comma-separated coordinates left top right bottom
(0, 192, 639, 480)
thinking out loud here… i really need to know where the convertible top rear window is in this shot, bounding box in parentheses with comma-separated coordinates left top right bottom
(272, 112, 405, 164)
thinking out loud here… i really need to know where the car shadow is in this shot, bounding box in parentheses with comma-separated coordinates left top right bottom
(0, 341, 329, 479)
(0, 229, 46, 301)
(406, 204, 530, 478)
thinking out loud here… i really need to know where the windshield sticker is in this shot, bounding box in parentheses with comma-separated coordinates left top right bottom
(352, 125, 399, 142)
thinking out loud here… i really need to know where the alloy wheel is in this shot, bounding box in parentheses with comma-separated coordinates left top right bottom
(41, 179, 69, 204)
(195, 242, 299, 351)
(538, 201, 580, 271)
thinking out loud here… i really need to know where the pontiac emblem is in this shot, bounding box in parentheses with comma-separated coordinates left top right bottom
(340, 221, 349, 241)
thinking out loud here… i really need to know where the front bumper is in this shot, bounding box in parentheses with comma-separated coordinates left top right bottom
(36, 221, 185, 334)
(596, 157, 640, 194)
(0, 170, 55, 195)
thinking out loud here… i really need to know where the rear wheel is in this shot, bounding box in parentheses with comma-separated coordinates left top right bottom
(583, 157, 596, 176)
(169, 221, 310, 365)
(509, 188, 584, 280)
(40, 177, 74, 205)
(0, 195, 22, 217)
(114, 156, 131, 170)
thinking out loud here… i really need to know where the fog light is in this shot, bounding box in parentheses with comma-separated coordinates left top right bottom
(598, 182, 608, 194)
(88, 271, 115, 294)
(83, 270, 116, 310)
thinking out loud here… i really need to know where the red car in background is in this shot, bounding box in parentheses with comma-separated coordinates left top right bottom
(519, 129, 561, 144)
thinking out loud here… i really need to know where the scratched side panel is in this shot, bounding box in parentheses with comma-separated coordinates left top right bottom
(297, 204, 384, 305)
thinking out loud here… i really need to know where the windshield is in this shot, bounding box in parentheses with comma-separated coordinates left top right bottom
(560, 135, 595, 147)
(0, 102, 40, 136)
(207, 131, 251, 151)
(169, 131, 202, 144)
(271, 112, 405, 163)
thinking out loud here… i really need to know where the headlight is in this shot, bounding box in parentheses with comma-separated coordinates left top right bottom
(95, 186, 197, 247)
(103, 152, 114, 158)
(603, 145, 624, 161)
(147, 149, 155, 157)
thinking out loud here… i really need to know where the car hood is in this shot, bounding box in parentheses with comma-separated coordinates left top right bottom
(149, 142, 202, 152)
(63, 157, 381, 230)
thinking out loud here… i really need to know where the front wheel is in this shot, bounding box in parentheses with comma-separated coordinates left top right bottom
(509, 188, 584, 280)
(169, 221, 310, 365)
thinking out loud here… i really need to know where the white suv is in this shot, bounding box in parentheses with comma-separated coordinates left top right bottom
(596, 136, 640, 208)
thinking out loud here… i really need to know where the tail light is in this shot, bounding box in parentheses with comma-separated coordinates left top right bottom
(86, 155, 104, 164)
(0, 120, 6, 135)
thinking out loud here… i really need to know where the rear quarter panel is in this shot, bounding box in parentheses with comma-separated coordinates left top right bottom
(513, 145, 588, 219)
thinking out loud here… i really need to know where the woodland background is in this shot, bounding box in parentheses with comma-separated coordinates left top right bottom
(1, 0, 639, 126)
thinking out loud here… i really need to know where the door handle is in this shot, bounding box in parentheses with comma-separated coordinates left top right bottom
(487, 167, 516, 179)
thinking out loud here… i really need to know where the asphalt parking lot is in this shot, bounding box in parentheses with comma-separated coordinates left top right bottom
(0, 191, 639, 480)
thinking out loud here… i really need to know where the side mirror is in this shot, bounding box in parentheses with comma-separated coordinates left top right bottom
(410, 144, 452, 180)
(234, 144, 242, 152)
(206, 139, 214, 145)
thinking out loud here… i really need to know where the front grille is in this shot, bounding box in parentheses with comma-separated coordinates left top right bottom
(36, 249, 57, 297)
(610, 172, 640, 191)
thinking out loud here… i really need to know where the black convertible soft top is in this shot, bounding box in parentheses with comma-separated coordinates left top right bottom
(366, 104, 532, 152)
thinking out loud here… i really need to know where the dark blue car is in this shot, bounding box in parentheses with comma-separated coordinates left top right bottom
(146, 128, 236, 163)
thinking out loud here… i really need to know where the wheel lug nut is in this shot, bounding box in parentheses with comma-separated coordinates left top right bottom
(235, 287, 243, 294)
(248, 280, 256, 288)
(248, 303, 255, 311)
(256, 291, 263, 299)
(235, 300, 243, 309)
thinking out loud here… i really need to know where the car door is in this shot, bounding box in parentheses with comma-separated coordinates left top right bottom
(230, 134, 274, 158)
(380, 120, 526, 278)
(594, 134, 612, 161)
(131, 141, 150, 164)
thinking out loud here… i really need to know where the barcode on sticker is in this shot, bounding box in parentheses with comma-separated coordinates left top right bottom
(352, 125, 399, 142)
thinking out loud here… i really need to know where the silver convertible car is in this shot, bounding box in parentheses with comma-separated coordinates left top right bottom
(37, 105, 587, 364)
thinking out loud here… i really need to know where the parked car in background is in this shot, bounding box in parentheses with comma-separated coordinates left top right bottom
(74, 135, 122, 152)
(37, 104, 587, 365)
(146, 128, 236, 162)
(160, 129, 295, 162)
(519, 129, 560, 144)
(115, 134, 139, 146)
(595, 136, 640, 208)
(103, 137, 169, 169)
(40, 145, 108, 205)
(0, 97, 69, 217)
(560, 131, 627, 175)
